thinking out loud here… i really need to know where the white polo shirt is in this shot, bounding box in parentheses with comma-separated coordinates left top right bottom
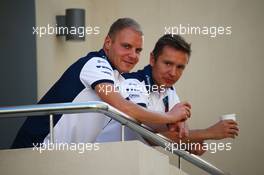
(44, 49, 124, 144)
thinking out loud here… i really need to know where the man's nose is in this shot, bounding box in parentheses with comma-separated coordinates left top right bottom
(129, 49, 139, 61)
(129, 49, 138, 59)
(169, 66, 177, 76)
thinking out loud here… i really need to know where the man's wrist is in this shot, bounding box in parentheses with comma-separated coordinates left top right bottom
(165, 114, 174, 124)
(204, 128, 214, 140)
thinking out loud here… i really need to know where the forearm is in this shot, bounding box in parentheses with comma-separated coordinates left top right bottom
(95, 84, 173, 124)
(185, 129, 213, 142)
(95, 83, 190, 124)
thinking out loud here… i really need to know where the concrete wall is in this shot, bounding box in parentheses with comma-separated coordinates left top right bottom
(35, 0, 264, 174)
(0, 141, 181, 175)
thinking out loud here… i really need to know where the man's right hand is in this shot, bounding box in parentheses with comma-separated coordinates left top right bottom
(166, 102, 192, 123)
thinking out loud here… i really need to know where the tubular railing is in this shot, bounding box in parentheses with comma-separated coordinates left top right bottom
(0, 101, 227, 175)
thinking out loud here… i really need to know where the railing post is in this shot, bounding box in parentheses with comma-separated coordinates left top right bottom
(121, 124, 125, 142)
(49, 114, 55, 143)
(178, 156, 181, 169)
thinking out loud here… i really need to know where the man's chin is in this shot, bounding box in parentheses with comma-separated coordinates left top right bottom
(163, 80, 176, 88)
(163, 84, 174, 88)
(119, 67, 132, 73)
(120, 65, 135, 73)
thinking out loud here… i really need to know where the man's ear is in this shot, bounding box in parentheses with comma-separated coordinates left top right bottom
(104, 35, 112, 50)
(150, 52, 155, 66)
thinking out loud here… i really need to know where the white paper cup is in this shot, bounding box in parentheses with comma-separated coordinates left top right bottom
(220, 113, 236, 121)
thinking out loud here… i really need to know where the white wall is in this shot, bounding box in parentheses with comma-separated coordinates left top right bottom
(36, 0, 264, 174)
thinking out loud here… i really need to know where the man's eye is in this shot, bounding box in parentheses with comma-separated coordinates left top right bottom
(122, 44, 130, 49)
(136, 49, 142, 54)
(177, 65, 185, 70)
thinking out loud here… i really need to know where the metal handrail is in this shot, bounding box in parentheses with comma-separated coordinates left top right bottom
(0, 101, 227, 175)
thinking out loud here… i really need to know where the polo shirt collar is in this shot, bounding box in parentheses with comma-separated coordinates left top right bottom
(98, 49, 117, 71)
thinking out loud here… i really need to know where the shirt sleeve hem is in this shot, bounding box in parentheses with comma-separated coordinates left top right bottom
(91, 79, 114, 90)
